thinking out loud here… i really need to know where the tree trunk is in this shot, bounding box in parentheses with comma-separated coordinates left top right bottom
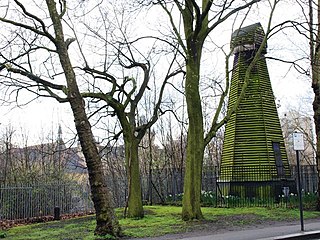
(71, 100, 121, 236)
(147, 129, 153, 205)
(124, 132, 144, 218)
(311, 0, 320, 210)
(314, 91, 320, 210)
(45, 0, 121, 237)
(182, 56, 204, 220)
(313, 48, 320, 210)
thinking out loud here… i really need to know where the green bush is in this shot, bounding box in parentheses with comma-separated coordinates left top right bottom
(286, 192, 317, 210)
(201, 191, 217, 206)
(0, 232, 7, 238)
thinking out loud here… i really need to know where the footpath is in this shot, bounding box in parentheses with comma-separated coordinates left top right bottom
(178, 220, 320, 240)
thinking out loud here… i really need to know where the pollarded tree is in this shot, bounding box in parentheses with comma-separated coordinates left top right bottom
(0, 0, 121, 237)
(154, 0, 279, 220)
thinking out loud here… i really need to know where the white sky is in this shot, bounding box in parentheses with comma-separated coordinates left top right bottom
(0, 0, 314, 145)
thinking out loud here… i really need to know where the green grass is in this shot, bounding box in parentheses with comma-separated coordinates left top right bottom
(3, 206, 320, 239)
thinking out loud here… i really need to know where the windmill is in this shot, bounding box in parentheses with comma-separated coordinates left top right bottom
(220, 23, 293, 200)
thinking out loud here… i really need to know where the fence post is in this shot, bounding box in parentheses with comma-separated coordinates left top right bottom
(54, 206, 60, 220)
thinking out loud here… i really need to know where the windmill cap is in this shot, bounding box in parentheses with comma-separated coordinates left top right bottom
(231, 22, 267, 54)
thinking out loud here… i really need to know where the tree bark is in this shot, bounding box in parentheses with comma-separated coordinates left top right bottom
(310, 0, 320, 210)
(182, 51, 205, 220)
(179, 0, 206, 220)
(45, 0, 121, 237)
(158, 0, 265, 221)
(71, 98, 121, 236)
(124, 130, 144, 218)
(313, 86, 320, 210)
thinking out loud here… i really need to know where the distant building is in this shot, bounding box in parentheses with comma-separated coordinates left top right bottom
(0, 126, 87, 184)
(280, 111, 316, 166)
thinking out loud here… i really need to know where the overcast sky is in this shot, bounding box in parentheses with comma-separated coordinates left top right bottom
(0, 0, 313, 146)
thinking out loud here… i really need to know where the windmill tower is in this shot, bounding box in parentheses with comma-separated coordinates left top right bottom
(220, 23, 293, 199)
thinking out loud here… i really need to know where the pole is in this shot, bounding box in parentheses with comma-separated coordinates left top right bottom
(296, 150, 304, 231)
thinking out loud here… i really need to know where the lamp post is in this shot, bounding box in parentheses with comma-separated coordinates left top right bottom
(293, 132, 304, 231)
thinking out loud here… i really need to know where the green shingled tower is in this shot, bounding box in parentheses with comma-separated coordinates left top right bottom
(220, 23, 292, 198)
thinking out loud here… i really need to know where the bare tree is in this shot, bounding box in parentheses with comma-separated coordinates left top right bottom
(0, 125, 15, 185)
(0, 0, 120, 237)
(75, 3, 184, 218)
(152, 0, 277, 220)
(308, 0, 320, 209)
(0, 0, 183, 224)
(281, 0, 320, 209)
(0, 125, 86, 184)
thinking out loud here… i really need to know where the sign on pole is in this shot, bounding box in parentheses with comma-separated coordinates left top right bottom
(293, 132, 304, 151)
(293, 131, 305, 231)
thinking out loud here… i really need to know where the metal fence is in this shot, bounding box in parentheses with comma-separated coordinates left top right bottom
(0, 165, 318, 221)
(291, 165, 318, 193)
(0, 183, 94, 220)
(148, 165, 319, 208)
(216, 179, 297, 207)
(214, 165, 318, 208)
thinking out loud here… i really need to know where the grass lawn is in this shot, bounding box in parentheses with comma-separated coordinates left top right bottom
(2, 206, 320, 239)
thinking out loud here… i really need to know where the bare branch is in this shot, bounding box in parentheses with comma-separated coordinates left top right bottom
(207, 0, 261, 35)
(1, 65, 68, 93)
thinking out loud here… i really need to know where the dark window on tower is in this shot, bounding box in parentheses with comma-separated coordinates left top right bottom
(234, 53, 239, 66)
(272, 142, 284, 177)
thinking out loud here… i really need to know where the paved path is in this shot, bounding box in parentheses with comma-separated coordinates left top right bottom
(178, 221, 320, 240)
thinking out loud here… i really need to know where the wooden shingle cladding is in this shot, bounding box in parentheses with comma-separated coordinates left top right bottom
(221, 23, 290, 182)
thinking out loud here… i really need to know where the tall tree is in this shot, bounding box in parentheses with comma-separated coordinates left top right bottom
(309, 0, 320, 209)
(156, 0, 277, 220)
(0, 0, 120, 237)
(257, 0, 320, 208)
(0, 0, 182, 221)
(291, 0, 320, 209)
(79, 14, 182, 218)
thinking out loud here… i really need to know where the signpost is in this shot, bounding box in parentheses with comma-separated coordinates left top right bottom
(293, 132, 304, 231)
